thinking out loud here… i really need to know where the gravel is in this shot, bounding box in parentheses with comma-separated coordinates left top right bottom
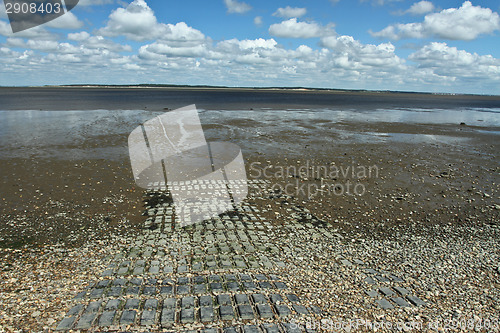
(1, 179, 498, 332)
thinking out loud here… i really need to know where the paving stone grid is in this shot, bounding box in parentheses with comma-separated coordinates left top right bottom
(56, 180, 426, 332)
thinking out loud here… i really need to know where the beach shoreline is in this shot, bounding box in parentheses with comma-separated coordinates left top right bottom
(0, 92, 499, 331)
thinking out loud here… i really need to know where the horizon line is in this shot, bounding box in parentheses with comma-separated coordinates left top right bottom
(0, 84, 499, 98)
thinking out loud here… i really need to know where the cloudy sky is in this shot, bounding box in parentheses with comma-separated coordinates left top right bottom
(0, 0, 499, 94)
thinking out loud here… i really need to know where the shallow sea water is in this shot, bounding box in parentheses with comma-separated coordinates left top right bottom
(0, 107, 499, 160)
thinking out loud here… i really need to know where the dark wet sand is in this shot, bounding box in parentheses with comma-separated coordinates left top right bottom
(0, 90, 499, 248)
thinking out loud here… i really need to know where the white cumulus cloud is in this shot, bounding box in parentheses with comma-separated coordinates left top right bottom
(273, 6, 307, 18)
(98, 0, 205, 45)
(160, 22, 205, 45)
(46, 12, 84, 29)
(400, 1, 435, 15)
(254, 16, 263, 27)
(68, 32, 132, 52)
(223, 0, 251, 14)
(372, 1, 500, 41)
(269, 18, 335, 38)
(321, 35, 404, 69)
(0, 19, 57, 40)
(238, 38, 277, 50)
(409, 42, 500, 81)
(99, 0, 164, 41)
(6, 38, 60, 52)
(140, 42, 207, 58)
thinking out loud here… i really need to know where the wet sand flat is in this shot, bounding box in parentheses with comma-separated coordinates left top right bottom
(0, 90, 499, 246)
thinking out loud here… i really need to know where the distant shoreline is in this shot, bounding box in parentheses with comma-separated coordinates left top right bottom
(1, 85, 499, 111)
(0, 84, 498, 98)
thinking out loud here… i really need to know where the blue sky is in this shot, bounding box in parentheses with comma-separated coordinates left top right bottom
(0, 0, 499, 94)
